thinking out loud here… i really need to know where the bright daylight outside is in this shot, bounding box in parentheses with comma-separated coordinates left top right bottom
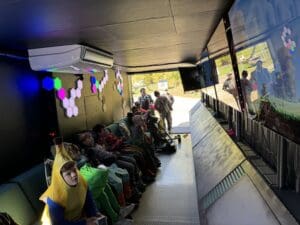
(130, 70, 200, 131)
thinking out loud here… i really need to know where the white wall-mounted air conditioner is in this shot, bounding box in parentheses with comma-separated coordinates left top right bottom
(28, 44, 113, 74)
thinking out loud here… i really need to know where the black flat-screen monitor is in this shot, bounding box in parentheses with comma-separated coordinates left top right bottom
(179, 61, 218, 91)
(179, 67, 202, 92)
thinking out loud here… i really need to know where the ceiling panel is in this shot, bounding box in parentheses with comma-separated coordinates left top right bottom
(171, 0, 229, 15)
(102, 17, 176, 40)
(115, 43, 201, 66)
(207, 21, 229, 57)
(175, 11, 222, 33)
(0, 0, 233, 72)
(90, 31, 207, 52)
(74, 0, 171, 26)
(0, 0, 171, 38)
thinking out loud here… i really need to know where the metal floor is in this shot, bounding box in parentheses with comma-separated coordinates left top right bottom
(189, 101, 298, 225)
(132, 135, 200, 225)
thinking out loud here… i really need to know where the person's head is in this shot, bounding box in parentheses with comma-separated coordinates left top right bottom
(60, 161, 78, 187)
(226, 73, 233, 80)
(242, 70, 248, 78)
(65, 143, 81, 161)
(275, 71, 282, 80)
(140, 88, 146, 96)
(132, 114, 146, 128)
(256, 60, 263, 70)
(93, 124, 106, 136)
(134, 101, 141, 108)
(93, 124, 105, 132)
(78, 132, 95, 147)
(131, 106, 138, 114)
(154, 90, 160, 97)
(40, 144, 88, 223)
(127, 112, 134, 124)
(53, 136, 63, 148)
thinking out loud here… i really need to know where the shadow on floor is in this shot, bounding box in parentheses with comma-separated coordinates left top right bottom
(272, 188, 300, 223)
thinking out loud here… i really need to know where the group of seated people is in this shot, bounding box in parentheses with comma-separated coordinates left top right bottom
(130, 101, 171, 149)
(41, 106, 168, 225)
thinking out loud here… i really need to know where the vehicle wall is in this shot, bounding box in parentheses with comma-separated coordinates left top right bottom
(0, 56, 131, 183)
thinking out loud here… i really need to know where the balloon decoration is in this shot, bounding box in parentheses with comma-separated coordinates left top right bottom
(42, 76, 83, 118)
(115, 69, 124, 96)
(101, 95, 107, 112)
(90, 69, 109, 94)
(281, 26, 296, 53)
(121, 97, 127, 117)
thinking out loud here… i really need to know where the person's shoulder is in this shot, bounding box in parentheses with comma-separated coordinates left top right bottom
(223, 80, 229, 85)
(46, 197, 63, 208)
(162, 95, 169, 101)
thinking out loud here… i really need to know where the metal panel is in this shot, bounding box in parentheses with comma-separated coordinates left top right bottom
(190, 104, 218, 146)
(253, 120, 260, 151)
(174, 11, 221, 33)
(242, 161, 298, 225)
(189, 99, 203, 117)
(190, 104, 245, 199)
(277, 136, 285, 189)
(240, 111, 246, 139)
(218, 101, 226, 117)
(245, 117, 252, 144)
(171, 0, 230, 15)
(295, 144, 300, 192)
(206, 175, 281, 225)
(224, 104, 228, 120)
(209, 96, 214, 107)
(285, 140, 300, 192)
(200, 165, 245, 210)
(192, 103, 298, 225)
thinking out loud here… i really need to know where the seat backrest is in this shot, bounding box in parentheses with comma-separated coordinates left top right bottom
(10, 163, 47, 217)
(105, 123, 122, 137)
(0, 183, 37, 225)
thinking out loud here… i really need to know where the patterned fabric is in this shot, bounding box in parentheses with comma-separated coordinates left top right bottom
(241, 78, 252, 95)
(86, 145, 116, 167)
(138, 94, 153, 110)
(154, 96, 172, 116)
(80, 164, 114, 217)
(40, 146, 89, 224)
(97, 133, 123, 152)
(251, 68, 271, 96)
(118, 122, 131, 138)
(164, 93, 174, 106)
(0, 213, 19, 225)
(50, 142, 82, 160)
(222, 78, 236, 95)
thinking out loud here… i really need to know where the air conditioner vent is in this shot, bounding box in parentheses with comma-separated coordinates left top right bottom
(28, 44, 114, 74)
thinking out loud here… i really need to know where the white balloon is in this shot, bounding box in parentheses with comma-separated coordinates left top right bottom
(62, 98, 70, 109)
(66, 107, 73, 118)
(69, 98, 75, 107)
(77, 80, 83, 90)
(76, 88, 81, 98)
(73, 106, 79, 116)
(70, 88, 76, 98)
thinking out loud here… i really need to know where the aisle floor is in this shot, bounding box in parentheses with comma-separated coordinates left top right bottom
(132, 135, 200, 225)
